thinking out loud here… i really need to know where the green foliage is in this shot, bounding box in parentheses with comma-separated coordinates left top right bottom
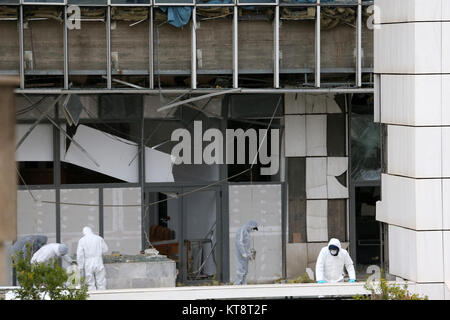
(287, 273, 315, 284)
(354, 277, 428, 300)
(10, 244, 89, 300)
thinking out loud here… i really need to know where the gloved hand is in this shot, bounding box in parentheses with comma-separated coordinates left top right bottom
(349, 279, 356, 283)
(242, 253, 248, 259)
(250, 249, 256, 261)
(317, 280, 326, 284)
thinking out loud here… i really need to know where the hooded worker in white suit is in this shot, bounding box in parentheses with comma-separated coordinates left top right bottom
(315, 238, 356, 283)
(77, 226, 108, 291)
(234, 220, 258, 285)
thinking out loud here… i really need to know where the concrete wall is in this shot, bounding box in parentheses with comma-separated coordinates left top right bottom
(375, 0, 450, 299)
(104, 259, 176, 289)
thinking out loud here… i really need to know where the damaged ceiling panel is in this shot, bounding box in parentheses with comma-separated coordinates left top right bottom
(62, 124, 175, 183)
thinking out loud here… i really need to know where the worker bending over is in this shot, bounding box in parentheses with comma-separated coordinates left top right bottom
(315, 238, 356, 284)
(77, 226, 108, 291)
(31, 243, 73, 265)
(234, 220, 258, 285)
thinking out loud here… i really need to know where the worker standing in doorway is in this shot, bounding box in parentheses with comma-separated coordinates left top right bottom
(315, 238, 356, 284)
(234, 220, 258, 285)
(77, 226, 108, 291)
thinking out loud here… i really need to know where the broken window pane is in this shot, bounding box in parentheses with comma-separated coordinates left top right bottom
(110, 7, 149, 88)
(196, 8, 233, 88)
(23, 6, 64, 87)
(238, 8, 274, 88)
(144, 99, 223, 183)
(60, 188, 100, 256)
(184, 190, 218, 281)
(17, 189, 57, 243)
(146, 191, 180, 263)
(320, 6, 356, 85)
(103, 188, 142, 255)
(350, 95, 381, 182)
(280, 8, 315, 72)
(68, 7, 107, 88)
(153, 8, 191, 88)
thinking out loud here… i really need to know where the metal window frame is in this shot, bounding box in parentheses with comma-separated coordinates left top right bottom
(21, 0, 66, 5)
(237, 0, 277, 6)
(13, 1, 372, 91)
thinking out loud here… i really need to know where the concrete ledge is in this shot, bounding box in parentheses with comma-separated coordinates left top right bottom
(87, 283, 372, 300)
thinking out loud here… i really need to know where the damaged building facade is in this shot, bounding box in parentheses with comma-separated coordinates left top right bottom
(2, 0, 380, 286)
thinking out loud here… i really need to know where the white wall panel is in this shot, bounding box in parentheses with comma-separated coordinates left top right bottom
(375, 22, 442, 74)
(306, 115, 327, 156)
(376, 0, 442, 24)
(306, 200, 328, 242)
(306, 157, 327, 199)
(378, 174, 442, 230)
(285, 115, 306, 157)
(387, 125, 441, 178)
(284, 93, 306, 115)
(389, 225, 444, 283)
(380, 75, 442, 126)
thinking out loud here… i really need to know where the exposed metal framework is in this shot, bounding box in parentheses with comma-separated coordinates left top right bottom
(8, 1, 373, 91)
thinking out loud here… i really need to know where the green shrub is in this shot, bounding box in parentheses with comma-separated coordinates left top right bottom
(10, 244, 89, 300)
(354, 277, 428, 300)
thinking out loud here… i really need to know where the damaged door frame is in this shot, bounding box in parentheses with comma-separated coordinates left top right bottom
(144, 184, 223, 284)
(347, 93, 382, 270)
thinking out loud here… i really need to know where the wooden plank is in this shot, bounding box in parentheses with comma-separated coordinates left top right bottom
(0, 76, 19, 286)
(287, 157, 306, 243)
(327, 199, 346, 241)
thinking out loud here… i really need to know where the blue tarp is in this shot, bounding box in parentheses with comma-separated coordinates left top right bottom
(159, 0, 361, 28)
(160, 0, 233, 28)
(159, 7, 192, 28)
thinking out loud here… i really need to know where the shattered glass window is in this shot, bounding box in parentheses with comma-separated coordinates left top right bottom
(351, 98, 381, 182)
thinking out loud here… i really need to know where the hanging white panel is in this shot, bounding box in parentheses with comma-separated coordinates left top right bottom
(229, 184, 282, 284)
(62, 124, 174, 183)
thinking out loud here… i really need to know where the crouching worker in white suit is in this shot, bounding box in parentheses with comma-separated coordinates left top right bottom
(315, 238, 356, 284)
(77, 226, 108, 291)
(31, 243, 73, 265)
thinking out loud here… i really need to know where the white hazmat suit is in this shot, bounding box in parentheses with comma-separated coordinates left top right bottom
(234, 220, 258, 285)
(77, 226, 108, 291)
(31, 243, 72, 265)
(315, 238, 356, 283)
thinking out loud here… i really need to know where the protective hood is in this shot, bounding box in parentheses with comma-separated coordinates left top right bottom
(58, 244, 68, 256)
(83, 226, 93, 236)
(245, 220, 259, 232)
(328, 238, 342, 250)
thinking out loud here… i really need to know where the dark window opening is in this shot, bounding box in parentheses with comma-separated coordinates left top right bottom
(355, 186, 381, 266)
(61, 162, 124, 184)
(18, 162, 54, 185)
